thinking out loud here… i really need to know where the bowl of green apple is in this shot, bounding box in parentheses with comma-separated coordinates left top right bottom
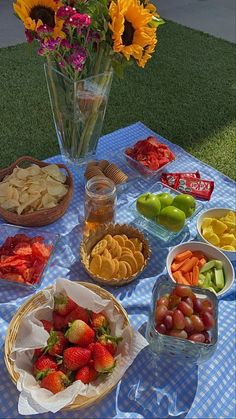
(132, 182, 203, 241)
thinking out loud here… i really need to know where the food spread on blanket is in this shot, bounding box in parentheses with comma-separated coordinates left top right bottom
(170, 249, 226, 293)
(84, 160, 128, 185)
(201, 210, 236, 251)
(89, 234, 144, 280)
(136, 191, 196, 232)
(0, 164, 68, 214)
(0, 234, 52, 285)
(161, 171, 214, 200)
(125, 136, 175, 173)
(155, 285, 216, 343)
(32, 291, 121, 394)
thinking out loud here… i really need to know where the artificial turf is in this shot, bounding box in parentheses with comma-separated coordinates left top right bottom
(0, 21, 235, 180)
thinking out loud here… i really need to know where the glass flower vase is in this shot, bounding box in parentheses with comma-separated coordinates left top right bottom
(44, 64, 113, 164)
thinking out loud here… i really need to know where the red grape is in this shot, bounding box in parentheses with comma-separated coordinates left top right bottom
(201, 311, 215, 330)
(173, 309, 185, 330)
(155, 304, 168, 325)
(156, 323, 167, 334)
(190, 315, 204, 332)
(166, 310, 174, 316)
(156, 296, 169, 307)
(168, 295, 181, 309)
(182, 297, 193, 308)
(193, 298, 202, 313)
(201, 299, 214, 314)
(163, 314, 173, 330)
(178, 301, 193, 317)
(169, 329, 188, 339)
(184, 316, 194, 334)
(174, 286, 194, 298)
(188, 333, 205, 343)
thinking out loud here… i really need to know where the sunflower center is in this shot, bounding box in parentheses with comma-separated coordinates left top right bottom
(30, 6, 55, 28)
(122, 20, 135, 46)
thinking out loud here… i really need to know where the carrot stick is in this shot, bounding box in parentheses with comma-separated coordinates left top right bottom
(174, 250, 193, 262)
(172, 270, 190, 285)
(181, 257, 198, 273)
(189, 272, 193, 285)
(184, 272, 191, 283)
(171, 259, 189, 272)
(197, 258, 207, 269)
(192, 251, 206, 260)
(192, 265, 199, 285)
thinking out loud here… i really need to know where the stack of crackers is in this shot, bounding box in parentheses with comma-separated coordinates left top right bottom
(84, 160, 128, 185)
(89, 233, 145, 281)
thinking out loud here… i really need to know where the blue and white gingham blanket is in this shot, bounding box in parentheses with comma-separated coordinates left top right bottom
(0, 122, 235, 419)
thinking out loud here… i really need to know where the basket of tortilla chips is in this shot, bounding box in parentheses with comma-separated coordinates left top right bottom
(0, 156, 73, 226)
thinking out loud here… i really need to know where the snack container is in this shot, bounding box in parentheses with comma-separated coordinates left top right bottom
(146, 278, 218, 364)
(123, 147, 177, 177)
(0, 224, 60, 288)
(130, 182, 204, 242)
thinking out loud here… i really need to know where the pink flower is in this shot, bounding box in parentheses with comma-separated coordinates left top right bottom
(69, 47, 87, 71)
(38, 38, 61, 55)
(57, 6, 76, 19)
(60, 39, 72, 49)
(37, 24, 53, 35)
(67, 13, 91, 28)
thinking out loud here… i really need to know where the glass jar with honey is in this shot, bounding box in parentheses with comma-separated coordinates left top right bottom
(84, 176, 116, 231)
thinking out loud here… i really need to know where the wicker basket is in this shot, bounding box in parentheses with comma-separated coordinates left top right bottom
(4, 281, 129, 411)
(80, 223, 151, 286)
(0, 156, 73, 226)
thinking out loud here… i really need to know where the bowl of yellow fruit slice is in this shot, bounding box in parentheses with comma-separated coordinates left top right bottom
(197, 208, 236, 262)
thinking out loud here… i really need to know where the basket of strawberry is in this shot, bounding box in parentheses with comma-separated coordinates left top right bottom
(5, 279, 147, 414)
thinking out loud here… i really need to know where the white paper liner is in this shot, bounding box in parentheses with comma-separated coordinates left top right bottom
(10, 278, 148, 415)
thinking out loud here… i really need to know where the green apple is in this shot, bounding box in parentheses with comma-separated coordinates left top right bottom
(158, 206, 186, 232)
(172, 194, 196, 218)
(156, 192, 174, 209)
(136, 193, 161, 219)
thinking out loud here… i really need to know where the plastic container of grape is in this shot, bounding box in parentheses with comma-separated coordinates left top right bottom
(146, 278, 218, 364)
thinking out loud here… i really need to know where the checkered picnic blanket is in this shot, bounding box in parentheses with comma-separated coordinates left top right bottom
(0, 122, 235, 419)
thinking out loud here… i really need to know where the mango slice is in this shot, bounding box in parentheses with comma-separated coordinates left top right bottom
(220, 233, 235, 246)
(221, 245, 235, 251)
(206, 233, 220, 246)
(201, 217, 213, 229)
(201, 210, 236, 251)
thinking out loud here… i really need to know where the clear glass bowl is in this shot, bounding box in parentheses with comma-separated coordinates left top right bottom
(123, 147, 177, 177)
(0, 224, 60, 289)
(130, 182, 204, 242)
(146, 278, 218, 364)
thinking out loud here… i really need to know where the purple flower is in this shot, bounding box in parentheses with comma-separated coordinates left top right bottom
(67, 13, 91, 28)
(60, 39, 72, 49)
(57, 6, 76, 19)
(69, 47, 87, 71)
(36, 24, 53, 36)
(38, 38, 61, 55)
(25, 29, 34, 43)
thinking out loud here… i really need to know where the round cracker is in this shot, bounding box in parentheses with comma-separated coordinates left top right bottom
(117, 261, 127, 279)
(120, 254, 138, 274)
(103, 248, 112, 259)
(122, 234, 128, 240)
(113, 258, 119, 275)
(123, 261, 132, 277)
(134, 251, 145, 270)
(125, 239, 136, 253)
(113, 235, 125, 247)
(91, 239, 107, 257)
(130, 238, 143, 252)
(100, 257, 115, 279)
(90, 255, 102, 275)
(103, 234, 113, 248)
(121, 247, 132, 255)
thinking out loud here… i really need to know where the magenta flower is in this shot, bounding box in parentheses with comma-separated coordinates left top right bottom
(38, 38, 61, 55)
(67, 13, 91, 28)
(37, 24, 53, 36)
(60, 39, 72, 49)
(69, 47, 87, 71)
(57, 6, 76, 19)
(25, 29, 34, 43)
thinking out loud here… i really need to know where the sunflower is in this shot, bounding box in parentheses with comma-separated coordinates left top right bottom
(109, 0, 157, 67)
(13, 0, 65, 38)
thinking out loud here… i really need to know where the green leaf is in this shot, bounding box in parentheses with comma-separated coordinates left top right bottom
(149, 17, 165, 29)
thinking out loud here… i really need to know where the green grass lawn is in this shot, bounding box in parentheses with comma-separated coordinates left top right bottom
(0, 21, 235, 180)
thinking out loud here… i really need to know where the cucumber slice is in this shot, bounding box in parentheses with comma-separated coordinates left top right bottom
(200, 260, 216, 273)
(214, 268, 225, 290)
(215, 260, 223, 270)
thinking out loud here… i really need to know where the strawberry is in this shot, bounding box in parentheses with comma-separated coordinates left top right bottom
(33, 354, 58, 380)
(58, 363, 74, 380)
(65, 320, 95, 347)
(46, 331, 68, 356)
(41, 319, 53, 333)
(40, 371, 70, 394)
(54, 292, 77, 317)
(87, 342, 95, 354)
(34, 348, 44, 359)
(75, 365, 98, 384)
(93, 342, 115, 373)
(65, 306, 89, 325)
(98, 334, 122, 356)
(63, 347, 91, 371)
(53, 311, 67, 331)
(90, 312, 110, 333)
